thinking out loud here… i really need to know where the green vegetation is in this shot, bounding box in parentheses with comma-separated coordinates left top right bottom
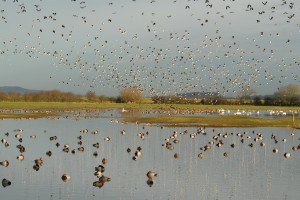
(1, 101, 300, 111)
(127, 115, 300, 128)
(0, 101, 299, 128)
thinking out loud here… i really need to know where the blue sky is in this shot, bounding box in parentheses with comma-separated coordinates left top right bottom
(0, 0, 299, 97)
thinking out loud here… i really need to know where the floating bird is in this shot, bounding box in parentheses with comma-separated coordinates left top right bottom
(0, 160, 9, 167)
(146, 171, 157, 179)
(61, 173, 71, 182)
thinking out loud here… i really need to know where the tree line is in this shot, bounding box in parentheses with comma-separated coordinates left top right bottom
(152, 84, 300, 106)
(0, 87, 142, 103)
(0, 84, 299, 106)
(0, 90, 116, 103)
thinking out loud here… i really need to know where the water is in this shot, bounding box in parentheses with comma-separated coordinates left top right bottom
(0, 114, 299, 200)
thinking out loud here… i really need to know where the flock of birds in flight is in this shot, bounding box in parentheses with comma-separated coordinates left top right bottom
(0, 0, 299, 96)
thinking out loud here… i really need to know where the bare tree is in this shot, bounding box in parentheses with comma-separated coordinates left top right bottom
(119, 87, 142, 103)
(238, 85, 256, 100)
(86, 91, 98, 102)
(274, 84, 300, 106)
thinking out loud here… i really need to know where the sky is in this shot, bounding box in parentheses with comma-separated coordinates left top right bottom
(0, 0, 299, 97)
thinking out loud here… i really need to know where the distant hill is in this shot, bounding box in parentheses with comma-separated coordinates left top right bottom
(0, 86, 40, 94)
(177, 92, 222, 99)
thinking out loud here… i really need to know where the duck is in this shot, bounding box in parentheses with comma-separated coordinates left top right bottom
(94, 170, 102, 178)
(135, 150, 142, 157)
(93, 151, 98, 157)
(146, 171, 157, 179)
(30, 135, 37, 139)
(284, 152, 291, 158)
(34, 157, 43, 166)
(33, 164, 40, 171)
(174, 153, 179, 159)
(0, 160, 9, 167)
(99, 175, 111, 182)
(17, 144, 25, 153)
(93, 180, 105, 188)
(273, 148, 279, 153)
(102, 158, 108, 165)
(61, 173, 71, 182)
(198, 153, 205, 159)
(93, 142, 100, 148)
(46, 150, 52, 157)
(63, 147, 69, 153)
(223, 152, 229, 157)
(77, 146, 84, 152)
(95, 165, 105, 173)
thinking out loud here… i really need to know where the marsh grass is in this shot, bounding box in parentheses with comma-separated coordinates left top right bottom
(127, 115, 300, 128)
(1, 101, 300, 111)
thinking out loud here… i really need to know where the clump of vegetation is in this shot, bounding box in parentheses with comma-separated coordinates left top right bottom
(118, 87, 142, 103)
(127, 115, 300, 128)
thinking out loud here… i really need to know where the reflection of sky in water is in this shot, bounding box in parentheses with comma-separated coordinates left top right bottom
(0, 117, 299, 199)
(0, 0, 299, 96)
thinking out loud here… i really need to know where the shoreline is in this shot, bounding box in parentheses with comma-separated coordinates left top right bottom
(0, 102, 299, 128)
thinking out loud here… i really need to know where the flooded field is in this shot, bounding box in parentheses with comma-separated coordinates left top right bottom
(0, 111, 300, 200)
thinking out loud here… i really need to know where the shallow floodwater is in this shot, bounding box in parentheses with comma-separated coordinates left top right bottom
(0, 114, 300, 200)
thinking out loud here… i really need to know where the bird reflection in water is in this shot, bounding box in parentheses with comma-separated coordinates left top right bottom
(146, 178, 154, 187)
